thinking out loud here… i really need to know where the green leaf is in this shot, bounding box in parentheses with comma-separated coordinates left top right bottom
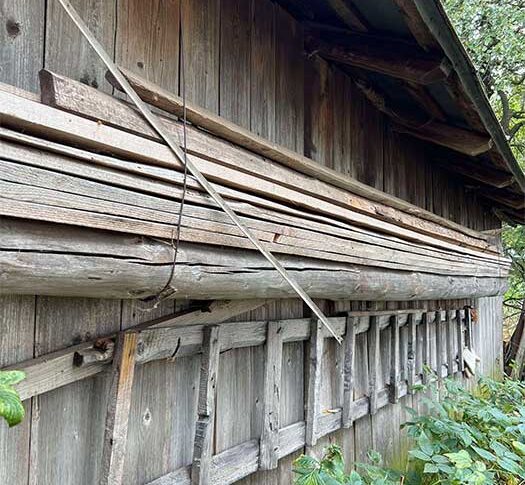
(408, 449, 431, 462)
(512, 440, 525, 456)
(0, 370, 26, 386)
(423, 463, 439, 474)
(0, 385, 25, 427)
(444, 450, 472, 469)
(471, 445, 496, 462)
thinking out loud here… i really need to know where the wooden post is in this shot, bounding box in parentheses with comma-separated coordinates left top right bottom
(306, 318, 324, 446)
(368, 315, 381, 414)
(192, 326, 221, 485)
(407, 313, 417, 394)
(445, 310, 454, 376)
(342, 315, 356, 428)
(456, 309, 465, 374)
(259, 321, 283, 470)
(389, 315, 401, 403)
(435, 310, 444, 380)
(100, 330, 138, 485)
(422, 312, 431, 384)
(464, 306, 473, 350)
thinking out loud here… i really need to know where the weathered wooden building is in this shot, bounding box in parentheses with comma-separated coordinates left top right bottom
(0, 0, 524, 483)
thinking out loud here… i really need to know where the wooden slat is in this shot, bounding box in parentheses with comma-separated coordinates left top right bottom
(100, 331, 138, 485)
(192, 326, 221, 484)
(368, 315, 381, 415)
(259, 321, 284, 470)
(464, 306, 473, 350)
(435, 310, 444, 380)
(389, 315, 401, 403)
(407, 313, 417, 393)
(342, 315, 356, 428)
(456, 309, 465, 373)
(445, 310, 455, 376)
(305, 319, 324, 446)
(421, 312, 431, 384)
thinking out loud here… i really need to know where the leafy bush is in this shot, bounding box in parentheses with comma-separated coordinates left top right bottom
(293, 376, 525, 485)
(0, 370, 26, 427)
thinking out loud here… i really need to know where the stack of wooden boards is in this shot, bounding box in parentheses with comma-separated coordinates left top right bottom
(0, 70, 510, 300)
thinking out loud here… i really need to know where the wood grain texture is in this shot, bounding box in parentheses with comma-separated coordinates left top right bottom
(305, 319, 323, 446)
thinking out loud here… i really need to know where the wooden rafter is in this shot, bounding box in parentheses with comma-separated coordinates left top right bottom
(325, 0, 368, 32)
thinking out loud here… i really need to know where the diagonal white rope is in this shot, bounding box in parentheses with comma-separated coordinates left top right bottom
(56, 0, 341, 343)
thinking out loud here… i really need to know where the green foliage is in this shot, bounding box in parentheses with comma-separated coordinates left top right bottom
(0, 370, 26, 427)
(293, 376, 525, 485)
(292, 446, 402, 485)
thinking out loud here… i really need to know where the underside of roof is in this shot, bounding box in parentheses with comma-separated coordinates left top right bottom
(276, 0, 525, 224)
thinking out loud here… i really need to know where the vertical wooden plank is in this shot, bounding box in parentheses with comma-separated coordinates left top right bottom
(0, 296, 35, 484)
(33, 297, 122, 484)
(219, 0, 251, 128)
(464, 306, 473, 351)
(421, 312, 431, 384)
(115, 0, 180, 95)
(389, 315, 401, 404)
(101, 331, 138, 485)
(407, 313, 417, 393)
(192, 326, 221, 484)
(368, 315, 380, 415)
(181, 0, 220, 112)
(435, 310, 444, 380)
(0, 0, 45, 92)
(445, 310, 455, 376)
(250, 0, 275, 141)
(456, 309, 465, 374)
(306, 319, 323, 447)
(259, 321, 283, 470)
(342, 315, 356, 428)
(45, 0, 116, 93)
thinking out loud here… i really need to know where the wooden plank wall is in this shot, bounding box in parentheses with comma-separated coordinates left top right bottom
(0, 0, 503, 484)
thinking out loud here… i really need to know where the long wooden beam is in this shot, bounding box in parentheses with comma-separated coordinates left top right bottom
(304, 31, 448, 84)
(354, 77, 492, 157)
(36, 71, 496, 253)
(0, 219, 509, 301)
(94, 68, 495, 246)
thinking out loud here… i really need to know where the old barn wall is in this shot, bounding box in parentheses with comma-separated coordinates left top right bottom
(0, 0, 503, 484)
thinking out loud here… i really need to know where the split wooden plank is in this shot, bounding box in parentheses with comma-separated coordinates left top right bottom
(407, 313, 417, 393)
(342, 315, 356, 428)
(259, 321, 284, 470)
(464, 306, 474, 351)
(306, 319, 324, 446)
(421, 312, 431, 384)
(99, 68, 497, 249)
(435, 310, 444, 380)
(456, 309, 465, 374)
(445, 310, 455, 376)
(368, 316, 381, 415)
(192, 326, 221, 484)
(389, 315, 401, 403)
(101, 331, 138, 485)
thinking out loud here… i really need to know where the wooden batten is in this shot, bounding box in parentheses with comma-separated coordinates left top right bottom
(341, 315, 356, 428)
(37, 70, 498, 253)
(445, 310, 455, 376)
(435, 310, 444, 380)
(368, 315, 381, 415)
(407, 313, 417, 393)
(389, 315, 401, 403)
(305, 319, 323, 447)
(456, 309, 465, 374)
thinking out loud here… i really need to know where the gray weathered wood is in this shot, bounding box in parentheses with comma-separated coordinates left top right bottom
(192, 326, 221, 484)
(368, 316, 380, 415)
(445, 310, 455, 376)
(306, 319, 324, 446)
(421, 312, 431, 383)
(101, 331, 138, 485)
(435, 310, 444, 379)
(259, 321, 284, 470)
(342, 315, 356, 427)
(456, 309, 465, 373)
(407, 313, 417, 393)
(389, 315, 401, 403)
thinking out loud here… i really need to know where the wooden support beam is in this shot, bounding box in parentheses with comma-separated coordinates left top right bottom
(421, 312, 431, 384)
(325, 0, 368, 32)
(482, 190, 525, 211)
(445, 310, 455, 376)
(354, 78, 492, 157)
(368, 315, 381, 415)
(101, 331, 138, 485)
(407, 313, 417, 393)
(305, 319, 323, 446)
(389, 315, 401, 403)
(456, 309, 465, 374)
(305, 32, 448, 85)
(192, 326, 221, 485)
(341, 315, 356, 427)
(259, 321, 284, 470)
(435, 310, 444, 380)
(404, 82, 447, 122)
(391, 0, 440, 51)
